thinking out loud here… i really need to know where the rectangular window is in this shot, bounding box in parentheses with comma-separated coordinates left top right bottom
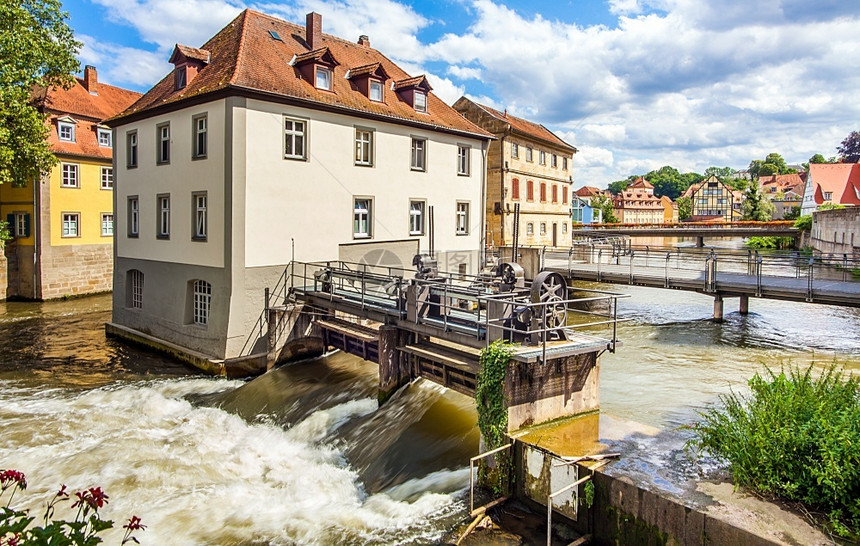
(540, 183, 547, 202)
(355, 129, 373, 166)
(58, 122, 75, 142)
(411, 138, 426, 171)
(551, 154, 558, 168)
(511, 178, 520, 200)
(409, 200, 425, 235)
(193, 192, 207, 240)
(527, 180, 534, 201)
(823, 191, 833, 200)
(539, 151, 546, 165)
(7, 212, 29, 238)
(526, 222, 534, 235)
(127, 131, 138, 168)
(540, 222, 546, 235)
(62, 213, 79, 237)
(175, 67, 187, 90)
(193, 280, 211, 325)
(562, 222, 568, 234)
(457, 145, 470, 176)
(563, 157, 568, 170)
(353, 198, 372, 238)
(369, 80, 383, 101)
(61, 164, 79, 187)
(128, 196, 139, 237)
(316, 67, 332, 90)
(101, 167, 113, 189)
(552, 184, 558, 203)
(511, 143, 519, 159)
(101, 213, 114, 236)
(130, 270, 144, 309)
(526, 147, 533, 162)
(456, 202, 469, 235)
(193, 115, 207, 159)
(283, 117, 307, 160)
(157, 123, 170, 164)
(414, 91, 427, 112)
(157, 194, 170, 238)
(562, 186, 568, 204)
(98, 129, 111, 147)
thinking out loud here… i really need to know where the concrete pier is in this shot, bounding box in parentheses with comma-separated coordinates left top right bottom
(739, 295, 749, 315)
(713, 295, 724, 322)
(377, 324, 412, 405)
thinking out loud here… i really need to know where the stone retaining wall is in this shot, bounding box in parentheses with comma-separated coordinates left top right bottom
(810, 207, 860, 257)
(39, 243, 113, 299)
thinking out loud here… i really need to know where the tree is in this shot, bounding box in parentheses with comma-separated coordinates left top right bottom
(591, 194, 618, 223)
(758, 163, 779, 176)
(837, 130, 860, 163)
(742, 184, 775, 221)
(748, 159, 764, 179)
(676, 196, 692, 221)
(783, 205, 801, 221)
(764, 153, 788, 173)
(808, 153, 828, 164)
(0, 0, 80, 186)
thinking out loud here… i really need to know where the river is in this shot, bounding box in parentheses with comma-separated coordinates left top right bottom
(1, 275, 859, 543)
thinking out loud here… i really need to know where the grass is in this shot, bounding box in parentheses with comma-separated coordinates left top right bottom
(687, 364, 860, 538)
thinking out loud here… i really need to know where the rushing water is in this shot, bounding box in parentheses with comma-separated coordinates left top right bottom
(1, 264, 859, 544)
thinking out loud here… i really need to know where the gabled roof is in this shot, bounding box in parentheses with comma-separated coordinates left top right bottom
(36, 69, 142, 160)
(807, 163, 860, 206)
(293, 47, 338, 66)
(575, 186, 609, 197)
(347, 62, 389, 80)
(455, 97, 577, 153)
(393, 75, 431, 91)
(628, 177, 654, 190)
(169, 44, 211, 64)
(109, 10, 490, 140)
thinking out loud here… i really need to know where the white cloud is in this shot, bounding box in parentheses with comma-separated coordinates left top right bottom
(78, 34, 168, 88)
(447, 65, 483, 81)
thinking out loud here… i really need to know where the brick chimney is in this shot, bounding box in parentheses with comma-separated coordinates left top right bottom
(306, 12, 322, 49)
(83, 65, 98, 94)
(358, 35, 370, 47)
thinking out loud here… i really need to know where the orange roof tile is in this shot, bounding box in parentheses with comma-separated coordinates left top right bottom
(109, 10, 491, 140)
(467, 101, 577, 153)
(170, 44, 211, 64)
(807, 163, 860, 206)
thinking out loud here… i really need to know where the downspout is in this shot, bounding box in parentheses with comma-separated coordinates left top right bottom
(499, 125, 512, 246)
(480, 139, 488, 268)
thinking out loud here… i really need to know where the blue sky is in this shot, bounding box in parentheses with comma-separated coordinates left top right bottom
(64, 0, 860, 186)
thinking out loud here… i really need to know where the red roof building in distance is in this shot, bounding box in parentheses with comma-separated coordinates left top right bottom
(759, 172, 807, 196)
(801, 163, 860, 214)
(575, 186, 611, 199)
(0, 66, 141, 300)
(612, 177, 664, 224)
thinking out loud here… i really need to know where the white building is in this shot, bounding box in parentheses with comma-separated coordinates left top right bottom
(106, 10, 491, 370)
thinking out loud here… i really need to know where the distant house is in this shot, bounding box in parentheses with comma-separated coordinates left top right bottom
(0, 66, 141, 299)
(660, 195, 678, 223)
(801, 163, 860, 215)
(759, 173, 806, 219)
(452, 97, 577, 247)
(105, 10, 491, 368)
(571, 196, 601, 224)
(612, 177, 663, 224)
(682, 175, 743, 221)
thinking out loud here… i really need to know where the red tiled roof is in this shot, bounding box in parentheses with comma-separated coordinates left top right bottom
(468, 101, 577, 153)
(170, 44, 211, 64)
(109, 10, 490, 140)
(575, 186, 609, 197)
(294, 47, 337, 65)
(348, 62, 388, 79)
(393, 75, 431, 91)
(807, 163, 860, 206)
(628, 177, 653, 189)
(38, 70, 142, 160)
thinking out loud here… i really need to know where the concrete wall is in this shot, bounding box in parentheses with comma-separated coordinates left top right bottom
(810, 207, 860, 257)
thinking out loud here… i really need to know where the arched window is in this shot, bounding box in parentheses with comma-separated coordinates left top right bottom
(126, 269, 144, 309)
(192, 280, 211, 325)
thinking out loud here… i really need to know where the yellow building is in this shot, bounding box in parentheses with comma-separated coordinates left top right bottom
(0, 66, 140, 299)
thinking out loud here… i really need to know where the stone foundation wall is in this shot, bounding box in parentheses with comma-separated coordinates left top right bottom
(4, 243, 36, 299)
(39, 243, 113, 299)
(0, 247, 6, 300)
(810, 207, 860, 257)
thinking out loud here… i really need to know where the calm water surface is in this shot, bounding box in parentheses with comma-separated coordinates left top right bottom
(1, 279, 858, 544)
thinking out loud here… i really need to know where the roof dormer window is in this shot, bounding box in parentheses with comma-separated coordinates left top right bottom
(414, 91, 427, 113)
(175, 66, 187, 90)
(369, 80, 383, 102)
(58, 121, 75, 142)
(97, 128, 111, 147)
(316, 66, 332, 90)
(168, 44, 210, 91)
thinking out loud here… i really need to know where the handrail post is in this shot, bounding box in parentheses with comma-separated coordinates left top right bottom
(664, 252, 670, 288)
(807, 257, 814, 302)
(628, 250, 635, 284)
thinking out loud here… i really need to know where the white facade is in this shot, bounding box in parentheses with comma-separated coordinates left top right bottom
(112, 96, 487, 360)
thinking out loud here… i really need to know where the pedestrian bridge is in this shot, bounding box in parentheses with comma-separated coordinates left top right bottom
(570, 221, 800, 247)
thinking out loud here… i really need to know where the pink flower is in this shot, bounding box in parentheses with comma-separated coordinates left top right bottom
(0, 470, 27, 490)
(123, 515, 146, 531)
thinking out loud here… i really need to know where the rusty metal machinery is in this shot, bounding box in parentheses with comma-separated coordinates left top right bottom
(413, 253, 441, 280)
(495, 262, 525, 292)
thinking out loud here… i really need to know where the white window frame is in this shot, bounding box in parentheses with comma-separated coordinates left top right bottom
(457, 145, 470, 176)
(353, 197, 372, 239)
(193, 114, 207, 159)
(414, 91, 427, 112)
(128, 196, 139, 237)
(58, 122, 75, 142)
(562, 222, 568, 234)
(157, 122, 170, 164)
(157, 194, 170, 238)
(316, 66, 332, 90)
(193, 192, 207, 240)
(411, 138, 426, 171)
(127, 131, 138, 168)
(101, 166, 113, 189)
(129, 270, 144, 309)
(526, 147, 533, 162)
(539, 150, 546, 165)
(192, 280, 211, 326)
(369, 80, 383, 102)
(97, 128, 111, 147)
(526, 222, 534, 235)
(562, 157, 568, 170)
(13, 213, 27, 238)
(61, 212, 80, 238)
(409, 200, 425, 235)
(284, 117, 307, 160)
(456, 201, 469, 236)
(511, 143, 519, 159)
(551, 154, 558, 168)
(540, 222, 547, 235)
(355, 128, 373, 166)
(101, 213, 114, 237)
(61, 163, 79, 188)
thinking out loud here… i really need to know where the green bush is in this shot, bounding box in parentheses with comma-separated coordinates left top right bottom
(687, 365, 860, 537)
(745, 236, 793, 249)
(794, 215, 812, 232)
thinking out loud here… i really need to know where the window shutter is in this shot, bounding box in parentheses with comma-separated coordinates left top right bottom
(24, 214, 30, 237)
(6, 215, 13, 236)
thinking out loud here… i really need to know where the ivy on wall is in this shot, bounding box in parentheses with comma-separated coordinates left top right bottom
(476, 340, 513, 494)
